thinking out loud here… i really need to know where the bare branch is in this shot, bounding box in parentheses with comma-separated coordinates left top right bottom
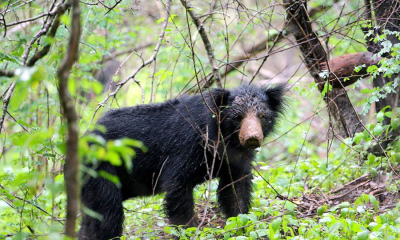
(0, 69, 14, 77)
(0, 82, 15, 133)
(180, 0, 222, 88)
(88, 0, 172, 129)
(308, 0, 340, 17)
(26, 6, 66, 67)
(6, 111, 29, 132)
(0, 1, 70, 134)
(190, 0, 337, 90)
(6, 0, 63, 28)
(96, 42, 154, 64)
(22, 1, 66, 65)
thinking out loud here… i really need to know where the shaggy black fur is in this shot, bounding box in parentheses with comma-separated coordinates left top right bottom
(78, 84, 286, 240)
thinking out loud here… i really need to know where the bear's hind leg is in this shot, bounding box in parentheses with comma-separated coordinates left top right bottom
(78, 175, 124, 240)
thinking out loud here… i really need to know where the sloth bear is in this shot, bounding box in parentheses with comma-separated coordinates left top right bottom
(78, 84, 286, 240)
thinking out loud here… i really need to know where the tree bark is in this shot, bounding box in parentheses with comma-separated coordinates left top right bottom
(57, 0, 81, 238)
(284, 0, 362, 137)
(369, 0, 400, 119)
(320, 52, 382, 89)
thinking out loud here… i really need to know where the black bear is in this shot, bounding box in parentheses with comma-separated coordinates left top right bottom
(78, 84, 286, 240)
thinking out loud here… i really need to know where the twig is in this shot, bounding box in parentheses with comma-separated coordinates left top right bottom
(0, 69, 14, 77)
(6, 0, 62, 27)
(22, 0, 65, 65)
(26, 4, 67, 66)
(180, 0, 222, 88)
(0, 184, 63, 224)
(152, 157, 169, 196)
(6, 111, 29, 132)
(95, 42, 154, 64)
(88, 0, 172, 129)
(329, 180, 371, 201)
(5, 0, 36, 13)
(0, 82, 15, 133)
(248, 30, 284, 84)
(0, 1, 69, 134)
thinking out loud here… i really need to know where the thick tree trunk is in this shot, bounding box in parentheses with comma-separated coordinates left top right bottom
(369, 0, 400, 118)
(284, 0, 362, 137)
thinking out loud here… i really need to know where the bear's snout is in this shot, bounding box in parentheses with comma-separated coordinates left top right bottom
(238, 114, 263, 149)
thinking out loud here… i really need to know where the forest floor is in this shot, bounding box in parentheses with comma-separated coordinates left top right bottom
(127, 170, 400, 239)
(297, 172, 400, 216)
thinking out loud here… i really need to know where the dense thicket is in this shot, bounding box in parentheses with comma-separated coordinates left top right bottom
(1, 0, 400, 239)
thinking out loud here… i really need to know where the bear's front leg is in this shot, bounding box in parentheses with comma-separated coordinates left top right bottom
(217, 166, 252, 217)
(164, 186, 198, 227)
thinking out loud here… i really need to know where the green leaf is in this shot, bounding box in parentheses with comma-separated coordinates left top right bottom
(0, 51, 21, 64)
(238, 214, 249, 226)
(82, 134, 106, 146)
(391, 118, 400, 130)
(156, 17, 165, 24)
(270, 217, 282, 232)
(121, 138, 146, 152)
(60, 14, 70, 25)
(368, 154, 376, 165)
(156, 220, 165, 226)
(357, 205, 366, 214)
(82, 205, 104, 221)
(373, 125, 383, 136)
(98, 170, 121, 188)
(340, 208, 349, 217)
(377, 111, 384, 122)
(392, 153, 400, 164)
(385, 111, 393, 118)
(357, 231, 369, 240)
(236, 237, 248, 240)
(168, 14, 177, 22)
(255, 229, 267, 237)
(317, 205, 327, 216)
(105, 149, 122, 166)
(319, 216, 331, 223)
(368, 195, 379, 210)
(68, 76, 77, 96)
(284, 201, 295, 211)
(367, 65, 378, 73)
(339, 202, 350, 208)
(368, 222, 378, 230)
(10, 83, 28, 111)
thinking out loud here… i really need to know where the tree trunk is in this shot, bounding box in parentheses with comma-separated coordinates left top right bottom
(369, 0, 400, 119)
(284, 0, 362, 137)
(57, 0, 81, 238)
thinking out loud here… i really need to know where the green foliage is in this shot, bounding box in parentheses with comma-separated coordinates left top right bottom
(1, 1, 400, 239)
(359, 29, 400, 114)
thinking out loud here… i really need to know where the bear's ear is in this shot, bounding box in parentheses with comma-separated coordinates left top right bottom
(208, 88, 231, 108)
(265, 84, 287, 113)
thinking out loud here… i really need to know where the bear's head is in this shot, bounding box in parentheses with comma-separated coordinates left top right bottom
(211, 84, 286, 150)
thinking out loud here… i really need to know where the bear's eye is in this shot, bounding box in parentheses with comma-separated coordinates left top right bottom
(233, 114, 243, 121)
(257, 113, 265, 119)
